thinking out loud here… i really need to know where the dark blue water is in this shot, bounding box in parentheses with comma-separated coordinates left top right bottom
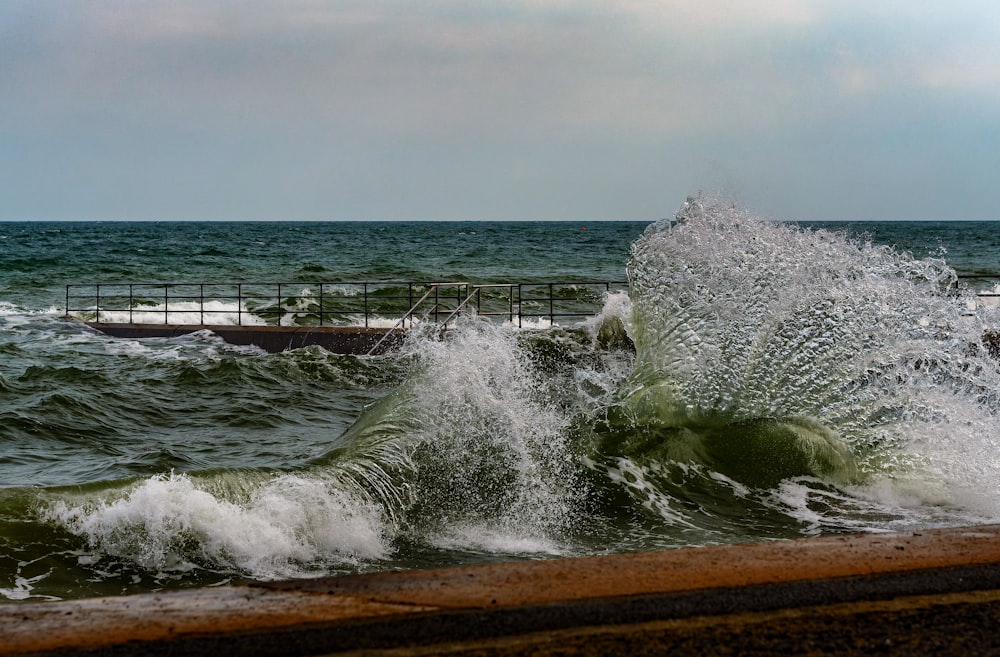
(0, 221, 643, 310)
(800, 220, 1000, 282)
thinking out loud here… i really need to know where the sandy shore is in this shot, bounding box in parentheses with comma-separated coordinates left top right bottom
(4, 525, 1000, 655)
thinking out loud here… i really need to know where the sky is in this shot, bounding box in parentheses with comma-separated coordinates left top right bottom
(2, 1, 999, 222)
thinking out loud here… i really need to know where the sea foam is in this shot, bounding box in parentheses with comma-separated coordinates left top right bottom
(44, 472, 389, 579)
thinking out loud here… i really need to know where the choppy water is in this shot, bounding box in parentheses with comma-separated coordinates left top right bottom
(2, 210, 1000, 603)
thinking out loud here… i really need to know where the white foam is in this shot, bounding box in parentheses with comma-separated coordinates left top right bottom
(427, 523, 566, 556)
(44, 472, 390, 579)
(70, 300, 269, 326)
(100, 339, 190, 360)
(0, 301, 26, 317)
(0, 303, 61, 324)
(505, 316, 554, 329)
(358, 315, 411, 329)
(598, 457, 700, 528)
(773, 471, 998, 537)
(974, 288, 1000, 310)
(97, 329, 266, 359)
(396, 321, 585, 538)
(0, 570, 60, 602)
(584, 290, 633, 337)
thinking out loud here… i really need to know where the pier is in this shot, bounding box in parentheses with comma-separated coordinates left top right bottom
(65, 280, 627, 354)
(66, 277, 1000, 355)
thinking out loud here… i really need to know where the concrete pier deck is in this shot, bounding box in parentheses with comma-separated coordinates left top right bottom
(5, 525, 1000, 655)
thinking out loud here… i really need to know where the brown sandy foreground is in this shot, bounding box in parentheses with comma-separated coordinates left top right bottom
(6, 526, 1000, 656)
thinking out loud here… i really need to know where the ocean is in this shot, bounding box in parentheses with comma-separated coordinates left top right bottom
(2, 201, 1000, 603)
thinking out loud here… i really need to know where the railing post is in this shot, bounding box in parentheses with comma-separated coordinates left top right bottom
(319, 283, 324, 326)
(163, 285, 169, 324)
(95, 285, 101, 323)
(237, 284, 243, 326)
(129, 284, 134, 324)
(517, 283, 522, 328)
(549, 283, 554, 325)
(408, 283, 413, 329)
(199, 284, 204, 325)
(364, 281, 369, 328)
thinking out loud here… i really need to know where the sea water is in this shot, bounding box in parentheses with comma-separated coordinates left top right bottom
(1, 209, 999, 602)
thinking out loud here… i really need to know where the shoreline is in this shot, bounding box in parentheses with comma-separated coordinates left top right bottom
(5, 525, 1000, 655)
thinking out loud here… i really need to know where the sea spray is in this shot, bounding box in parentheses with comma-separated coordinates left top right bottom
(328, 320, 591, 554)
(411, 323, 585, 547)
(599, 195, 1000, 526)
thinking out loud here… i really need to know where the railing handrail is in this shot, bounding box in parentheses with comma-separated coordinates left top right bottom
(64, 279, 630, 333)
(438, 286, 482, 330)
(365, 283, 467, 356)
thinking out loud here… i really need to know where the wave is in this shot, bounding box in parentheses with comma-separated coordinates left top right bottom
(41, 472, 389, 578)
(8, 321, 606, 600)
(8, 197, 1000, 601)
(589, 195, 1000, 522)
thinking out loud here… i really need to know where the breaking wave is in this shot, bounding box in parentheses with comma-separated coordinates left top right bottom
(8, 198, 1000, 601)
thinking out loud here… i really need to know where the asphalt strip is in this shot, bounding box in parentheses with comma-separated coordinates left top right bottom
(5, 525, 1000, 656)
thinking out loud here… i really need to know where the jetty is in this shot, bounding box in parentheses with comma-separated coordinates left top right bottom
(65, 280, 627, 354)
(66, 277, 1000, 356)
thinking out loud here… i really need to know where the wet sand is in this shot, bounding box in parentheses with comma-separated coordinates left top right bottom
(4, 525, 1000, 655)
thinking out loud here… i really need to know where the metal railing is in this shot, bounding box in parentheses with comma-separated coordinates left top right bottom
(65, 280, 629, 329)
(958, 274, 1000, 295)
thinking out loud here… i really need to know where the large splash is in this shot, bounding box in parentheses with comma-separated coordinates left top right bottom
(323, 321, 589, 554)
(596, 196, 1000, 526)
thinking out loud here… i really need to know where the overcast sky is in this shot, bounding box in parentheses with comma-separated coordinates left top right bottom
(2, 1, 999, 221)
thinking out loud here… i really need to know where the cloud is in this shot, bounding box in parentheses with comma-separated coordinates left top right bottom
(6, 1, 998, 136)
(2, 0, 1000, 220)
